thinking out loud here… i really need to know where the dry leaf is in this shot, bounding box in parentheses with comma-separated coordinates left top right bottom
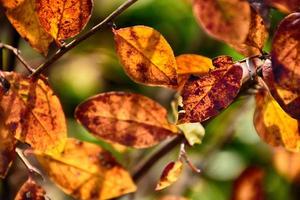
(254, 89, 300, 152)
(15, 178, 46, 200)
(3, 0, 53, 55)
(0, 0, 24, 9)
(156, 160, 183, 191)
(273, 148, 300, 182)
(178, 56, 243, 123)
(114, 26, 178, 87)
(266, 0, 300, 13)
(193, 0, 251, 45)
(271, 13, 300, 94)
(231, 167, 265, 200)
(35, 138, 136, 200)
(75, 92, 178, 148)
(36, 0, 93, 44)
(0, 72, 67, 155)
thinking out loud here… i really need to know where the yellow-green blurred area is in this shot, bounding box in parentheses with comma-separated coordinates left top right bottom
(0, 0, 296, 200)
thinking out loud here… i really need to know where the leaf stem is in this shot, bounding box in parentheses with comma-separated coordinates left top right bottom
(30, 0, 139, 78)
(0, 43, 34, 73)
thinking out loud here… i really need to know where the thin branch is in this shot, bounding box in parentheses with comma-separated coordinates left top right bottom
(30, 0, 139, 78)
(7, 27, 20, 71)
(0, 42, 3, 70)
(15, 147, 43, 179)
(179, 142, 201, 173)
(0, 43, 34, 73)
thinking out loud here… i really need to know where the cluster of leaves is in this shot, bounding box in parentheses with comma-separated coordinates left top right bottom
(0, 0, 300, 199)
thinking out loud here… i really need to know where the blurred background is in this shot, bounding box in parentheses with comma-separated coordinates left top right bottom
(1, 0, 298, 199)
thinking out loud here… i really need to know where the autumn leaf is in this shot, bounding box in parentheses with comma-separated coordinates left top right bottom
(2, 0, 53, 55)
(155, 160, 183, 191)
(36, 0, 93, 45)
(254, 89, 300, 152)
(15, 178, 47, 200)
(175, 54, 213, 90)
(178, 56, 243, 123)
(231, 167, 265, 200)
(271, 12, 300, 92)
(265, 0, 300, 13)
(158, 196, 188, 200)
(75, 92, 178, 148)
(193, 0, 251, 45)
(177, 123, 205, 146)
(0, 72, 67, 155)
(35, 138, 136, 200)
(273, 148, 300, 182)
(114, 26, 178, 87)
(0, 0, 24, 9)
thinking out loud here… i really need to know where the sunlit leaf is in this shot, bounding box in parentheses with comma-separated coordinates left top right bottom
(155, 160, 183, 191)
(254, 89, 300, 152)
(36, 0, 93, 45)
(35, 138, 136, 200)
(3, 0, 53, 55)
(271, 13, 300, 92)
(266, 0, 300, 13)
(273, 148, 300, 182)
(178, 56, 243, 123)
(177, 123, 205, 146)
(0, 0, 24, 9)
(193, 0, 251, 45)
(113, 26, 178, 87)
(15, 178, 47, 200)
(0, 72, 67, 155)
(75, 92, 178, 148)
(231, 166, 265, 200)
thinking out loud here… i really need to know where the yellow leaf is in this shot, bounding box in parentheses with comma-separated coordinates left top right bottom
(0, 72, 67, 155)
(114, 26, 178, 87)
(3, 0, 53, 55)
(35, 138, 137, 200)
(36, 0, 93, 44)
(176, 54, 213, 75)
(156, 160, 183, 191)
(177, 123, 205, 146)
(75, 92, 178, 148)
(14, 178, 47, 200)
(254, 89, 300, 152)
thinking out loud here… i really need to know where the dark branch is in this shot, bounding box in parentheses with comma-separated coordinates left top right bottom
(30, 0, 139, 78)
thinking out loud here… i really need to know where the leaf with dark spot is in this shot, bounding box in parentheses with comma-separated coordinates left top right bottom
(35, 138, 136, 200)
(15, 178, 46, 200)
(75, 92, 178, 148)
(178, 56, 243, 123)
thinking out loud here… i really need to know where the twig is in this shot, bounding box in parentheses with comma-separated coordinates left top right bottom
(0, 43, 34, 73)
(15, 147, 43, 179)
(179, 142, 201, 173)
(30, 0, 139, 78)
(0, 41, 3, 70)
(7, 27, 20, 71)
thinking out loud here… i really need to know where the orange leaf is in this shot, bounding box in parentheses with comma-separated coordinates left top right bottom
(0, 72, 67, 155)
(0, 0, 24, 9)
(114, 26, 178, 88)
(158, 196, 188, 200)
(14, 178, 46, 200)
(35, 138, 137, 200)
(75, 92, 178, 148)
(178, 56, 243, 123)
(273, 148, 300, 182)
(193, 0, 251, 45)
(36, 0, 93, 45)
(231, 167, 265, 200)
(3, 0, 53, 55)
(265, 0, 300, 13)
(155, 160, 183, 191)
(254, 89, 300, 152)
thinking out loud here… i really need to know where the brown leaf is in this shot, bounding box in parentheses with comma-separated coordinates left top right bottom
(230, 8, 268, 56)
(0, 72, 67, 155)
(178, 56, 243, 123)
(273, 148, 300, 182)
(36, 0, 93, 44)
(193, 0, 251, 45)
(75, 92, 178, 148)
(265, 0, 300, 13)
(3, 0, 53, 55)
(155, 160, 183, 191)
(35, 138, 136, 200)
(231, 167, 265, 200)
(14, 178, 46, 200)
(254, 89, 300, 152)
(114, 26, 178, 88)
(271, 13, 300, 94)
